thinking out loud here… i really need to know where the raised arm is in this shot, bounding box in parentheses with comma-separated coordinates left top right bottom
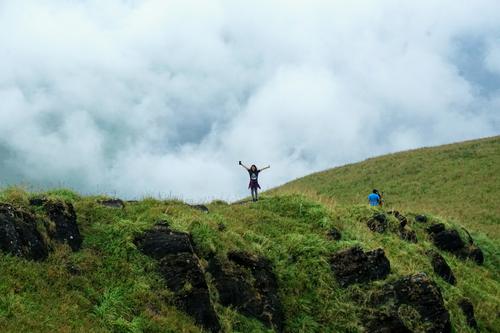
(239, 161, 250, 171)
(260, 165, 270, 171)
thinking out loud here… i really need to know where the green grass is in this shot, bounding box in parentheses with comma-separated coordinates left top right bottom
(0, 136, 499, 332)
(272, 136, 500, 239)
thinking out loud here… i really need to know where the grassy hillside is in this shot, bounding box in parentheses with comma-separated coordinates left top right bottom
(0, 137, 499, 332)
(272, 136, 500, 238)
(0, 187, 498, 332)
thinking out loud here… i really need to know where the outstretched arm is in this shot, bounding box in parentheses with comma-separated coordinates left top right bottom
(260, 165, 270, 171)
(239, 161, 250, 170)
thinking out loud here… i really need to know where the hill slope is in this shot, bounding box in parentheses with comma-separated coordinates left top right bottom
(273, 136, 500, 238)
(0, 137, 499, 333)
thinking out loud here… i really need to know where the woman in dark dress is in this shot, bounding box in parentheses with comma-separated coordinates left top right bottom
(239, 161, 270, 201)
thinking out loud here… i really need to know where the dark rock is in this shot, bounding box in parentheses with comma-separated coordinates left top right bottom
(135, 227, 193, 260)
(135, 225, 221, 333)
(98, 199, 125, 208)
(398, 228, 417, 243)
(393, 211, 408, 228)
(458, 298, 478, 330)
(158, 252, 220, 332)
(367, 213, 388, 233)
(0, 203, 48, 261)
(464, 245, 484, 265)
(431, 229, 465, 252)
(364, 312, 412, 333)
(369, 272, 451, 333)
(190, 204, 209, 213)
(428, 251, 456, 285)
(426, 224, 484, 265)
(327, 227, 342, 241)
(29, 198, 48, 206)
(209, 251, 284, 332)
(330, 246, 390, 287)
(44, 201, 82, 251)
(415, 215, 428, 223)
(426, 223, 446, 235)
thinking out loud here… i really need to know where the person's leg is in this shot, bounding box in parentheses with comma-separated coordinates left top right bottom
(254, 188, 258, 201)
(251, 187, 256, 201)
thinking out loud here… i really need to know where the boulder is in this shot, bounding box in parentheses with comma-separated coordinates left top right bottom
(415, 214, 428, 223)
(368, 272, 451, 333)
(158, 252, 220, 332)
(327, 227, 342, 241)
(428, 251, 456, 285)
(367, 213, 388, 233)
(208, 251, 284, 332)
(330, 246, 390, 287)
(44, 201, 82, 251)
(0, 203, 48, 261)
(398, 228, 417, 243)
(135, 223, 220, 333)
(426, 224, 484, 265)
(458, 299, 478, 330)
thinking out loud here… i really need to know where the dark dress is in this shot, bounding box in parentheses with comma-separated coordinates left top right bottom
(248, 169, 261, 189)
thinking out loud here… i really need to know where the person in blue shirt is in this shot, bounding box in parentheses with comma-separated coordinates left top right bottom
(368, 189, 381, 206)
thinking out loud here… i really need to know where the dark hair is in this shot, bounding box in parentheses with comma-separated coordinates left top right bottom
(251, 165, 257, 171)
(373, 189, 378, 194)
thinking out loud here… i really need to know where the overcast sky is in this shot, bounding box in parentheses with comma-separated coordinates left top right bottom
(1, 0, 499, 201)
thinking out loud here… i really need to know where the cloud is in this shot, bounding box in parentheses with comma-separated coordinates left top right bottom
(0, 0, 499, 201)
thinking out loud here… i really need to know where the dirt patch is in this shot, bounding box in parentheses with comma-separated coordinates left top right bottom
(330, 246, 390, 287)
(208, 251, 284, 332)
(367, 272, 451, 333)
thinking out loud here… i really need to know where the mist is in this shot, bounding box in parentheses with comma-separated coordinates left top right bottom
(1, 0, 499, 201)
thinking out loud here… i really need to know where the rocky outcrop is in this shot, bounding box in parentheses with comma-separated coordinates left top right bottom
(428, 250, 456, 285)
(426, 224, 484, 264)
(0, 203, 48, 261)
(367, 213, 388, 233)
(367, 273, 451, 333)
(44, 201, 82, 251)
(415, 215, 428, 223)
(135, 223, 220, 333)
(98, 199, 125, 209)
(208, 251, 284, 332)
(330, 246, 390, 287)
(458, 298, 478, 330)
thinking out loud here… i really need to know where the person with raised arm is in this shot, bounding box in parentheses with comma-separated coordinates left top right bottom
(239, 161, 270, 202)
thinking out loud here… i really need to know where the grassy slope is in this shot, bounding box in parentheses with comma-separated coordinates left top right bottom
(0, 187, 498, 333)
(272, 136, 500, 239)
(0, 137, 499, 332)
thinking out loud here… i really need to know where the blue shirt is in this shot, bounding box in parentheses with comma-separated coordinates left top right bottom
(368, 193, 380, 206)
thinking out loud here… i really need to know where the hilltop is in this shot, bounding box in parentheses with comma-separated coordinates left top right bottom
(272, 136, 500, 238)
(0, 136, 499, 333)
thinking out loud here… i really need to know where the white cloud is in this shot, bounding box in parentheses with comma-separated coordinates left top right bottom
(0, 0, 499, 201)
